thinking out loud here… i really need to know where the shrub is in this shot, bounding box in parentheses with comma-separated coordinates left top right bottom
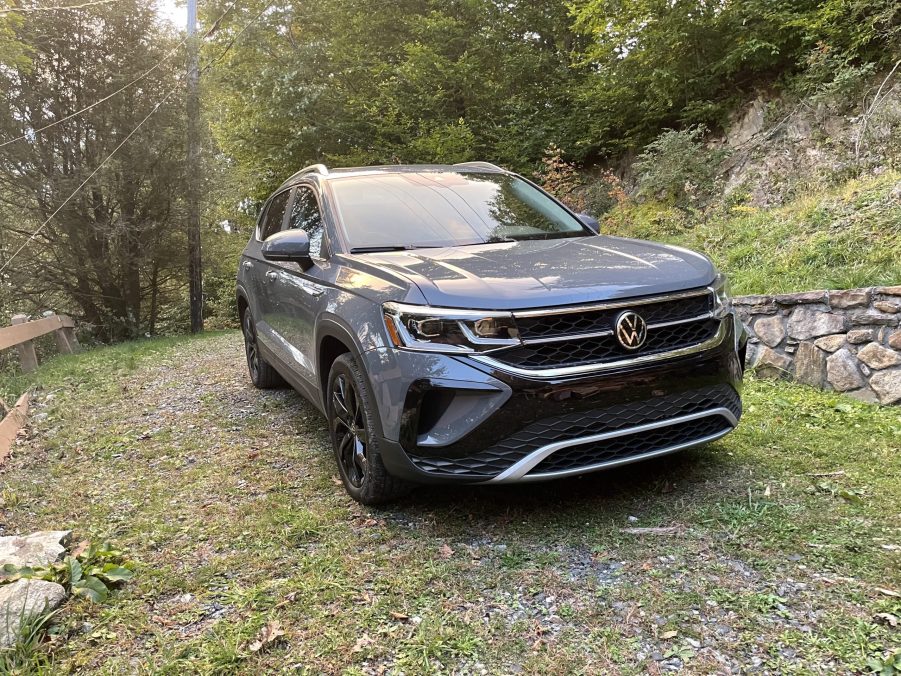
(633, 125, 729, 205)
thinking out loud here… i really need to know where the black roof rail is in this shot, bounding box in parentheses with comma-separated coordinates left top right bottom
(452, 161, 505, 172)
(281, 163, 329, 187)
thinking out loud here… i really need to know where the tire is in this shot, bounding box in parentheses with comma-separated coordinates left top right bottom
(327, 353, 411, 505)
(242, 309, 285, 389)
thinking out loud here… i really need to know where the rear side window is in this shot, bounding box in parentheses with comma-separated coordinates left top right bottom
(259, 190, 291, 240)
(287, 186, 324, 258)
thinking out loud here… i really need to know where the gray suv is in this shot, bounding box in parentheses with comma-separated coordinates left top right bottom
(236, 163, 747, 504)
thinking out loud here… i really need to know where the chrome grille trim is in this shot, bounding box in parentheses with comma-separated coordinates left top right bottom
(482, 407, 737, 483)
(511, 287, 713, 319)
(472, 316, 729, 377)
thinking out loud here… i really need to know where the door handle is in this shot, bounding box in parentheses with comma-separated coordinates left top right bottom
(266, 270, 278, 282)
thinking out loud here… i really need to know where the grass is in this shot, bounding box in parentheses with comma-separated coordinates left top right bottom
(0, 332, 899, 673)
(603, 171, 901, 295)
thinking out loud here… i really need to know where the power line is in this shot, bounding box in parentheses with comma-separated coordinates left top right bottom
(0, 84, 180, 276)
(0, 1, 275, 274)
(0, 0, 241, 149)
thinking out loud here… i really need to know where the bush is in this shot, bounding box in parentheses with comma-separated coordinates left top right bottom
(633, 125, 729, 205)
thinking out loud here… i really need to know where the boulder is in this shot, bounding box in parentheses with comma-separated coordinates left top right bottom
(0, 579, 67, 648)
(889, 330, 901, 350)
(753, 315, 786, 347)
(829, 288, 870, 309)
(826, 349, 865, 392)
(813, 334, 845, 352)
(752, 346, 792, 379)
(0, 531, 71, 568)
(793, 342, 826, 387)
(857, 343, 901, 370)
(874, 301, 900, 314)
(870, 368, 901, 405)
(787, 308, 846, 340)
(846, 329, 874, 344)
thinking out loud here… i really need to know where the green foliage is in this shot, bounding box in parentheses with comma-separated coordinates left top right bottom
(869, 649, 901, 675)
(633, 125, 729, 205)
(0, 541, 135, 604)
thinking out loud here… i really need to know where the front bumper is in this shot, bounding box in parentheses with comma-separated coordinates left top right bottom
(362, 314, 746, 485)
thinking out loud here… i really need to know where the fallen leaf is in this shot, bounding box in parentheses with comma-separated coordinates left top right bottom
(248, 620, 285, 653)
(331, 476, 343, 486)
(438, 543, 454, 559)
(70, 540, 90, 558)
(247, 450, 260, 460)
(874, 612, 898, 627)
(273, 591, 298, 609)
(390, 611, 409, 621)
(660, 630, 678, 639)
(875, 587, 901, 598)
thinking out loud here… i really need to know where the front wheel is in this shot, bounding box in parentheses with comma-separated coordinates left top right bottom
(327, 353, 411, 505)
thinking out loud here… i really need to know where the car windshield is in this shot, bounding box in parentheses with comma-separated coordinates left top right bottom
(328, 171, 589, 251)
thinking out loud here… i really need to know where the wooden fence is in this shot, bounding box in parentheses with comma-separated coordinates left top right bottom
(0, 313, 79, 462)
(1, 313, 79, 373)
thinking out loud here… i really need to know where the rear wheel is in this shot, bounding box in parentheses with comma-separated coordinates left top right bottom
(242, 309, 284, 389)
(327, 353, 410, 505)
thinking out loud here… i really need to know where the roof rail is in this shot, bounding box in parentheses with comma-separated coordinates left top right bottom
(281, 163, 329, 187)
(453, 161, 504, 172)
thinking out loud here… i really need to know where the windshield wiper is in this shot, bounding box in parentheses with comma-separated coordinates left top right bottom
(349, 246, 409, 253)
(349, 245, 443, 253)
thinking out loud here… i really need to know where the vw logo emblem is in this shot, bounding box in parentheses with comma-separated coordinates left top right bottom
(615, 311, 648, 350)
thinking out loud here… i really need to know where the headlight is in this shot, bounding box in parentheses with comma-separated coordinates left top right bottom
(382, 302, 520, 352)
(712, 272, 732, 318)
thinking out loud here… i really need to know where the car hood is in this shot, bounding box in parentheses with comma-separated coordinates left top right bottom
(358, 235, 717, 310)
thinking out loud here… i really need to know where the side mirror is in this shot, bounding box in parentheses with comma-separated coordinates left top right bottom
(261, 229, 312, 268)
(578, 213, 601, 234)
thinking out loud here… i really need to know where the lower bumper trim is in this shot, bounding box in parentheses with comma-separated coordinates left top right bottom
(483, 407, 737, 484)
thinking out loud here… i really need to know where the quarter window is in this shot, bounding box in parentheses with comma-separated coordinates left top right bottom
(287, 186, 324, 258)
(259, 190, 291, 240)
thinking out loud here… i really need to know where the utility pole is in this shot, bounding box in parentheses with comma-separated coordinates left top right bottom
(186, 0, 204, 333)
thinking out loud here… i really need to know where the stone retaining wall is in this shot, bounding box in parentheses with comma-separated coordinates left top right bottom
(736, 286, 901, 405)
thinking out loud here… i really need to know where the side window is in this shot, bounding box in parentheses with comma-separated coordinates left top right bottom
(259, 190, 291, 240)
(287, 186, 324, 258)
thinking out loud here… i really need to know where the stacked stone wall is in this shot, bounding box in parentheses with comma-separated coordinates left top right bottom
(736, 286, 901, 404)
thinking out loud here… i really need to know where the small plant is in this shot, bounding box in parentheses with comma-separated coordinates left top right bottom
(868, 649, 901, 675)
(534, 144, 586, 211)
(633, 125, 729, 206)
(0, 541, 135, 603)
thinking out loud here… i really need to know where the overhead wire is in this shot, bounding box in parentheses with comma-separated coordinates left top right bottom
(0, 0, 272, 274)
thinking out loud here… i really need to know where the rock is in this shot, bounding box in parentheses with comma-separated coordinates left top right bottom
(793, 342, 826, 387)
(874, 301, 901, 314)
(847, 387, 880, 404)
(787, 308, 846, 340)
(775, 290, 828, 306)
(877, 285, 901, 296)
(826, 349, 865, 391)
(870, 368, 901, 405)
(829, 289, 870, 309)
(753, 346, 792, 379)
(889, 331, 901, 350)
(753, 315, 786, 347)
(846, 329, 874, 345)
(850, 312, 901, 327)
(0, 579, 67, 648)
(814, 334, 845, 352)
(733, 295, 777, 314)
(858, 343, 901, 370)
(0, 531, 71, 567)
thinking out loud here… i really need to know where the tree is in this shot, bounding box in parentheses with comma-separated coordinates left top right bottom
(0, 0, 187, 340)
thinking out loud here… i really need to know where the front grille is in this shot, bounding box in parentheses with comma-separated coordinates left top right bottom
(407, 383, 740, 477)
(528, 414, 731, 476)
(515, 292, 712, 340)
(493, 318, 720, 370)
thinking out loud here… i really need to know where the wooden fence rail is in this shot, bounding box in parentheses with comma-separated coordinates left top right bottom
(0, 313, 78, 372)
